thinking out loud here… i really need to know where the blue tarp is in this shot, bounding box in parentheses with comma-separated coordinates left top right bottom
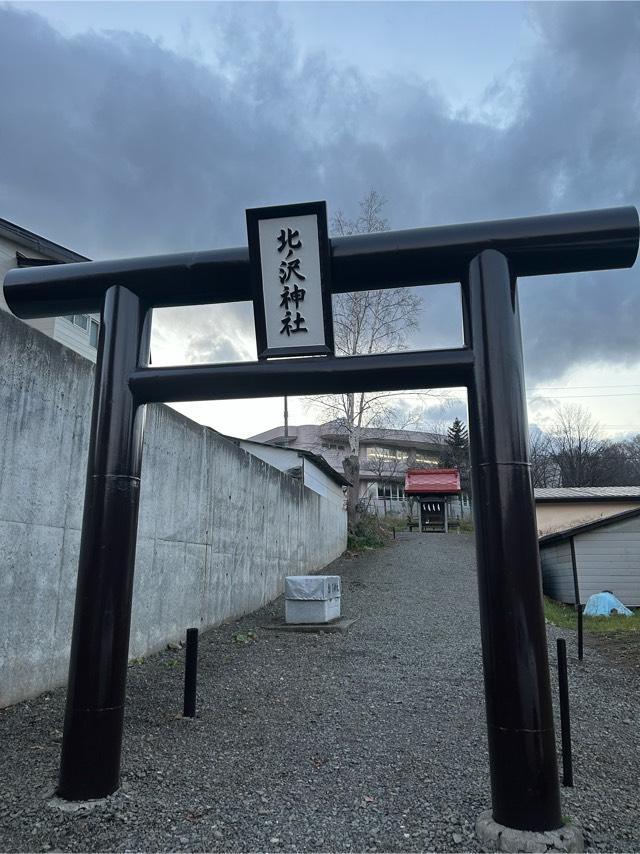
(584, 591, 633, 617)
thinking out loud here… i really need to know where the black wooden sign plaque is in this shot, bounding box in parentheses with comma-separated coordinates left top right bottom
(246, 201, 334, 359)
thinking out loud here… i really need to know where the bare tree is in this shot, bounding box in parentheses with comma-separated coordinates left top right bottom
(548, 405, 609, 487)
(305, 191, 440, 526)
(529, 426, 559, 488)
(531, 417, 640, 488)
(622, 434, 640, 484)
(594, 436, 640, 486)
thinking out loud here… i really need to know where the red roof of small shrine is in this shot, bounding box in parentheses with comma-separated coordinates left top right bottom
(405, 468, 461, 495)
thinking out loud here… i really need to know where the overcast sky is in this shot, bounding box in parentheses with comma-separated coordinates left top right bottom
(2, 1, 639, 438)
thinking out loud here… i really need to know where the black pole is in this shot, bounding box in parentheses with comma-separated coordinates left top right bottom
(569, 537, 584, 661)
(577, 605, 584, 662)
(556, 638, 574, 787)
(284, 396, 289, 443)
(58, 286, 151, 800)
(466, 250, 562, 831)
(183, 628, 199, 718)
(569, 536, 580, 604)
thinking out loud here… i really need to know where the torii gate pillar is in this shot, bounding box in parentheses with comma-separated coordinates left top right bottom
(58, 286, 151, 799)
(467, 249, 561, 829)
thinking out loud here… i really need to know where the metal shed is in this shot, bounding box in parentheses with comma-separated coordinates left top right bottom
(539, 506, 640, 607)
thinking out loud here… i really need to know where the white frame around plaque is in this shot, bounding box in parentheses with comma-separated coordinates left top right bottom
(246, 201, 335, 359)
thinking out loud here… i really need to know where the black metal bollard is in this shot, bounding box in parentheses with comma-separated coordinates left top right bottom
(183, 628, 199, 718)
(576, 604, 584, 661)
(556, 638, 573, 787)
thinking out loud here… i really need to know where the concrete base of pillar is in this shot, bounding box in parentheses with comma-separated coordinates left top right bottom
(476, 811, 583, 853)
(47, 794, 110, 813)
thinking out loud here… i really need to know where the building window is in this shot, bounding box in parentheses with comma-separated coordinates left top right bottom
(73, 314, 89, 330)
(376, 481, 408, 500)
(62, 315, 92, 331)
(377, 482, 392, 499)
(62, 314, 100, 344)
(89, 319, 99, 348)
(415, 453, 439, 466)
(367, 446, 408, 462)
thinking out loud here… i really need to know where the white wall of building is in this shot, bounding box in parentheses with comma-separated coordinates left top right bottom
(0, 234, 56, 338)
(536, 501, 640, 536)
(1, 232, 100, 362)
(52, 314, 101, 363)
(237, 441, 303, 478)
(301, 458, 344, 505)
(238, 440, 345, 508)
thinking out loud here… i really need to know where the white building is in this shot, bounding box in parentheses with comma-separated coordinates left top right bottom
(226, 436, 351, 509)
(0, 217, 100, 362)
(248, 421, 446, 515)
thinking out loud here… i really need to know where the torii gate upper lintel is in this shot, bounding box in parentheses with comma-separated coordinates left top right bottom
(4, 205, 638, 834)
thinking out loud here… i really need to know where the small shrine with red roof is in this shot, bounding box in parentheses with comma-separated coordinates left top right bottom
(404, 468, 462, 532)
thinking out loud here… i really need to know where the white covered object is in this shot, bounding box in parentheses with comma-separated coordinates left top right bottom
(285, 597, 341, 624)
(285, 575, 341, 601)
(284, 575, 341, 623)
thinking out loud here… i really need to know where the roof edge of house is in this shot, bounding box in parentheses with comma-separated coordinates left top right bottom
(535, 494, 640, 503)
(0, 217, 90, 263)
(406, 467, 459, 474)
(225, 434, 351, 488)
(539, 505, 640, 546)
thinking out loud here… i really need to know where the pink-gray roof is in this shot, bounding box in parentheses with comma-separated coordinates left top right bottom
(405, 468, 461, 495)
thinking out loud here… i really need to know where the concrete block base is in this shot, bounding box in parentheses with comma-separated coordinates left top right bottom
(476, 811, 583, 853)
(262, 617, 358, 634)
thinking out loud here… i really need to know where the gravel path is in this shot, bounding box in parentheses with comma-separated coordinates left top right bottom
(1, 533, 638, 852)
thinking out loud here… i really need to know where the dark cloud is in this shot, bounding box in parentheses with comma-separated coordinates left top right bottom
(0, 2, 638, 380)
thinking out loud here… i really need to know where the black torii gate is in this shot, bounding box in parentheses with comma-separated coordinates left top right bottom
(4, 205, 638, 833)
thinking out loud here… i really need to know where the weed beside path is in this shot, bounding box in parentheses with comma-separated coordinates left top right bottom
(545, 596, 640, 675)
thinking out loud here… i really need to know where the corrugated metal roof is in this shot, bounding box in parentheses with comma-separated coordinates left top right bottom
(535, 487, 640, 502)
(405, 468, 461, 494)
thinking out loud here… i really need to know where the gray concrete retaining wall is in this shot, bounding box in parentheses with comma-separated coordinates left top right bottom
(0, 311, 347, 707)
